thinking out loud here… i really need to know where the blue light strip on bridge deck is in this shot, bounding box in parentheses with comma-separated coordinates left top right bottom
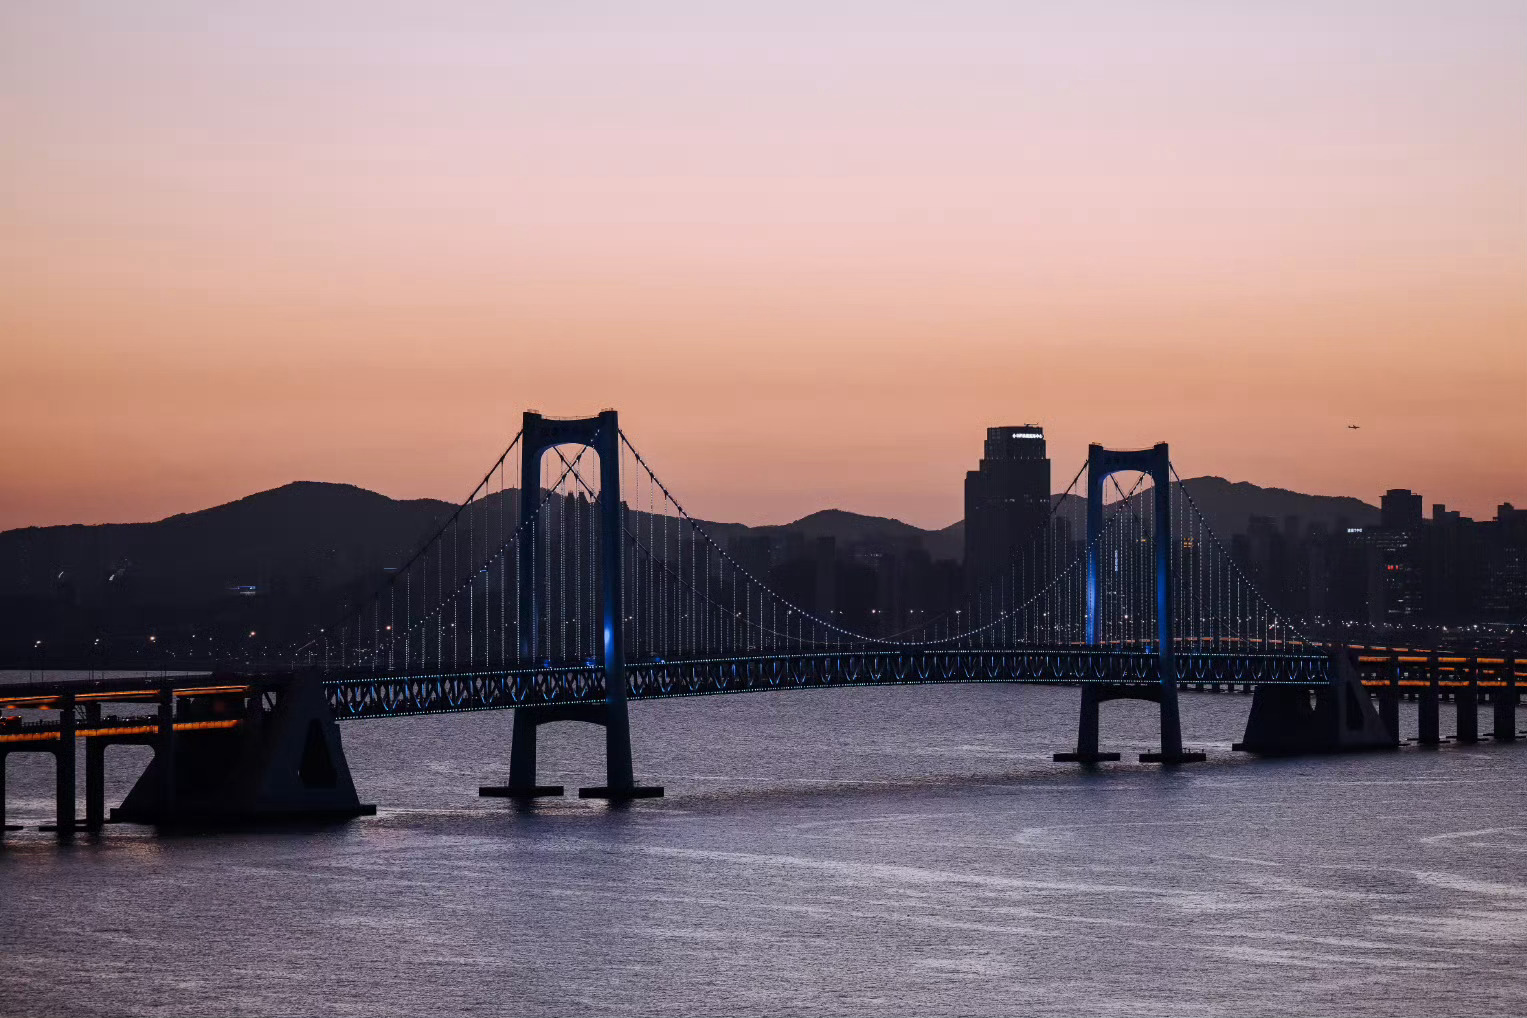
(321, 650, 1333, 720)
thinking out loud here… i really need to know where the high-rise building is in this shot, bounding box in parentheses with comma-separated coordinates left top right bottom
(1381, 489, 1423, 531)
(1346, 488, 1427, 626)
(964, 425, 1051, 595)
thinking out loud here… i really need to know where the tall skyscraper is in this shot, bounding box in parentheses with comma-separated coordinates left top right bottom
(1381, 488, 1424, 531)
(964, 426, 1051, 595)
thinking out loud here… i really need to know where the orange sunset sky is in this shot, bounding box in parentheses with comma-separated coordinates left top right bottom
(2, 3, 1524, 532)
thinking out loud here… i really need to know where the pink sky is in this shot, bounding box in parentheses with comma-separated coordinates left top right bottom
(2, 2, 1524, 530)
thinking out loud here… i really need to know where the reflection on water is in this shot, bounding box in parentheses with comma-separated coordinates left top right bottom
(3, 675, 1526, 1017)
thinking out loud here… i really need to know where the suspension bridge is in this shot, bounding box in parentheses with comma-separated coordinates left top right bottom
(2, 410, 1521, 834)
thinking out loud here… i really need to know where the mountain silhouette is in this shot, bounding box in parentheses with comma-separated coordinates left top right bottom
(0, 476, 1381, 658)
(0, 476, 1382, 601)
(0, 481, 453, 604)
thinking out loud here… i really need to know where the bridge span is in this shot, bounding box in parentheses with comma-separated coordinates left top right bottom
(2, 410, 1520, 836)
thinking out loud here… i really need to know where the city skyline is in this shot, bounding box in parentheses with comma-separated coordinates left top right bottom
(4, 2, 1524, 532)
(1, 444, 1519, 535)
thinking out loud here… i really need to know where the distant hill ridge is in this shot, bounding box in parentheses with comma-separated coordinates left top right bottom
(0, 481, 456, 603)
(0, 476, 1379, 601)
(1171, 476, 1379, 539)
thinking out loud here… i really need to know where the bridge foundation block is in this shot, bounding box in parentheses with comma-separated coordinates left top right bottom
(113, 675, 373, 826)
(1052, 751, 1123, 763)
(1054, 683, 1204, 765)
(1235, 654, 1394, 756)
(1140, 749, 1209, 764)
(483, 702, 662, 802)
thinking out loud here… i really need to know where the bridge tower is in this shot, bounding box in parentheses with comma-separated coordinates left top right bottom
(480, 410, 662, 801)
(1057, 443, 1205, 765)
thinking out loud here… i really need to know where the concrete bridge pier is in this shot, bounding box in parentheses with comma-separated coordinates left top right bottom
(15, 693, 83, 838)
(52, 693, 77, 837)
(1052, 684, 1122, 763)
(1417, 670, 1441, 746)
(480, 706, 574, 798)
(0, 751, 35, 835)
(572, 695, 662, 800)
(1235, 653, 1393, 755)
(481, 702, 662, 801)
(1456, 668, 1479, 745)
(84, 739, 106, 831)
(0, 755, 13, 834)
(1138, 683, 1205, 764)
(504, 707, 567, 797)
(0, 725, 81, 838)
(1053, 683, 1205, 765)
(1377, 661, 1401, 744)
(84, 702, 105, 832)
(1495, 657, 1518, 742)
(113, 675, 373, 826)
(156, 687, 175, 814)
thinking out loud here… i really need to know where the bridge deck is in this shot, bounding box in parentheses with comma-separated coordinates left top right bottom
(322, 649, 1339, 720)
(4, 653, 1517, 731)
(0, 674, 267, 744)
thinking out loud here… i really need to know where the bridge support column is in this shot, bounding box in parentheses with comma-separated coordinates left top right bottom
(481, 701, 660, 801)
(53, 693, 77, 837)
(84, 702, 105, 832)
(1496, 657, 1518, 742)
(1417, 668, 1441, 747)
(1053, 685, 1121, 763)
(156, 686, 176, 814)
(580, 698, 647, 799)
(0, 752, 17, 833)
(85, 738, 106, 832)
(1054, 682, 1204, 764)
(1456, 666, 1479, 745)
(1140, 687, 1202, 764)
(1378, 660, 1401, 744)
(479, 708, 565, 798)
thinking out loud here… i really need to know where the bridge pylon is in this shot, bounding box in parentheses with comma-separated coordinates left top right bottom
(1055, 443, 1205, 765)
(478, 410, 662, 802)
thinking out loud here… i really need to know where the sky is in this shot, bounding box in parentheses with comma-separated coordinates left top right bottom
(2, 1, 1524, 531)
